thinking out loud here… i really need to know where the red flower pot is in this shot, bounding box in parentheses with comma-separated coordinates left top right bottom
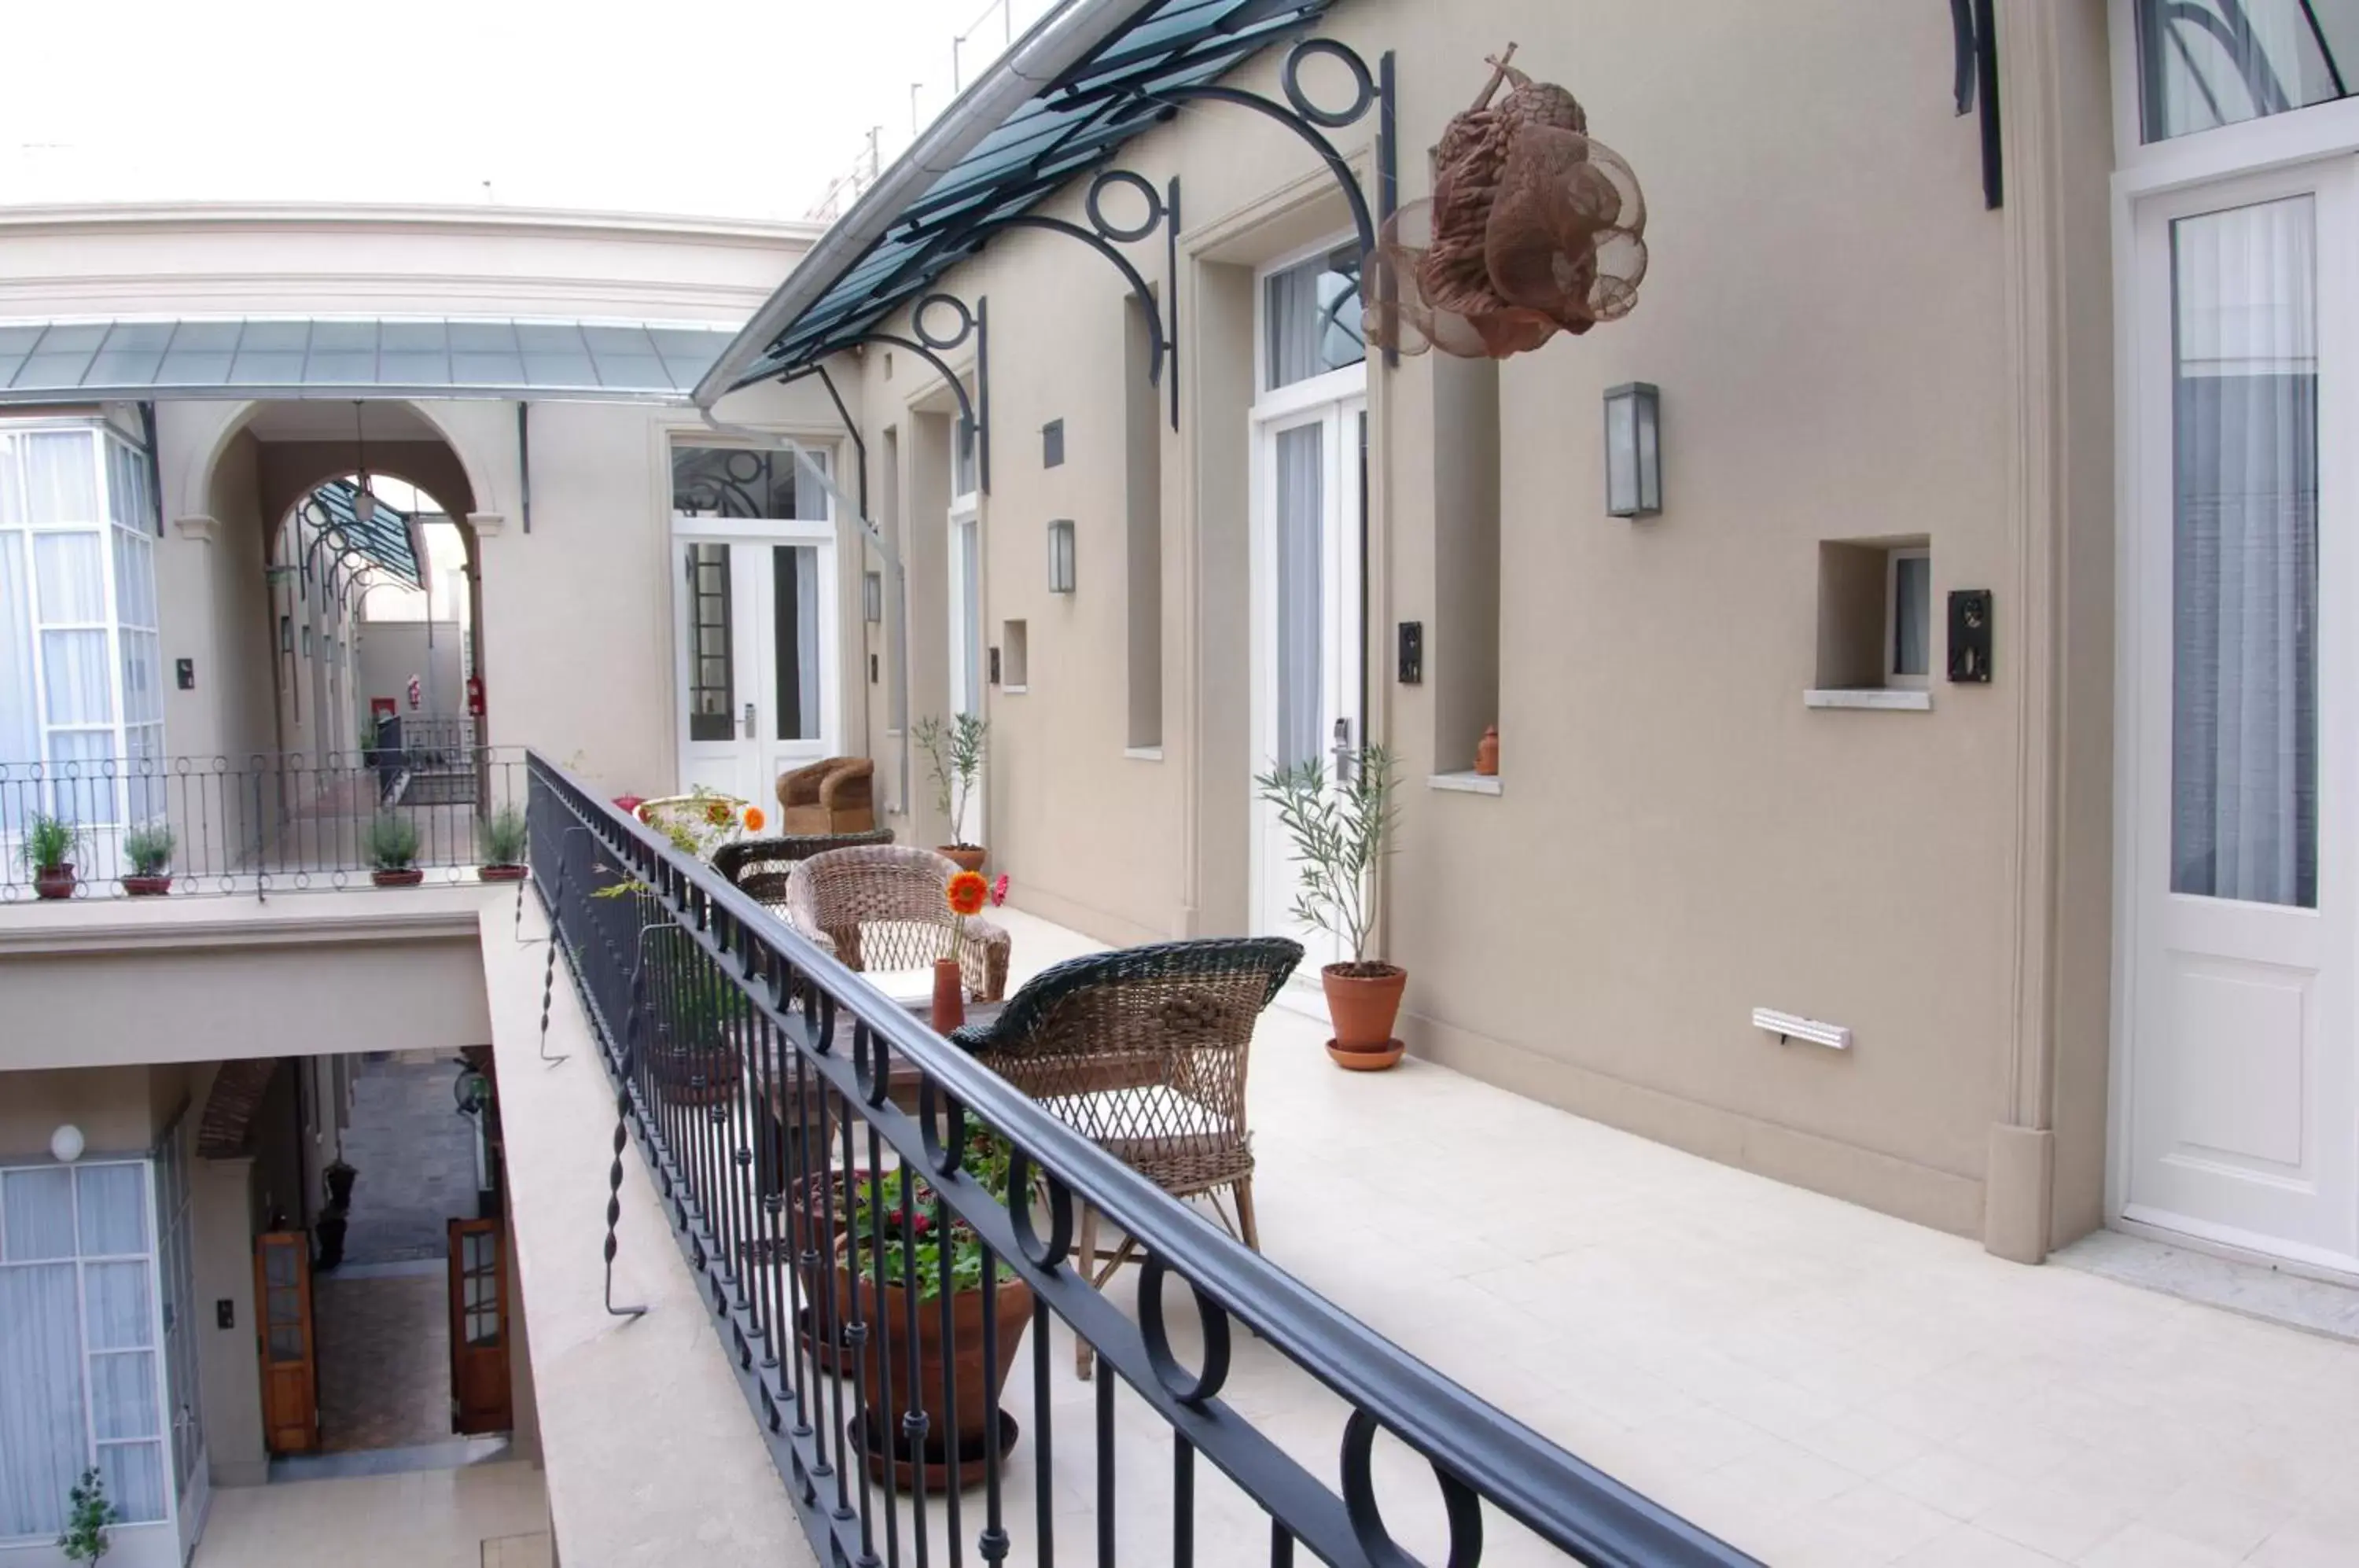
(32, 864, 75, 901)
(479, 864, 528, 883)
(371, 868, 425, 888)
(1322, 963, 1407, 1067)
(123, 875, 173, 897)
(939, 845, 987, 874)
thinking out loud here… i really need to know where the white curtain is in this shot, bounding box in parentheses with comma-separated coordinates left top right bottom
(2171, 197, 2318, 908)
(0, 1263, 86, 1538)
(21, 432, 97, 525)
(0, 534, 35, 771)
(1274, 422, 1324, 770)
(1265, 254, 1366, 390)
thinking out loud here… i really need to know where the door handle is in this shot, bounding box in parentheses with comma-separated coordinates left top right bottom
(742, 701, 756, 737)
(1331, 717, 1356, 782)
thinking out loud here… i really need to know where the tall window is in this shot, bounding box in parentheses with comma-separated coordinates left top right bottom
(1264, 247, 1366, 390)
(2137, 0, 2358, 141)
(0, 1160, 171, 1541)
(0, 423, 164, 824)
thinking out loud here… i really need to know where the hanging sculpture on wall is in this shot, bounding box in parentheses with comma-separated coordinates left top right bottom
(1366, 46, 1648, 360)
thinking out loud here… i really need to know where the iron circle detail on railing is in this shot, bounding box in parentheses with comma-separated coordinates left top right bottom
(1086, 168, 1165, 244)
(1006, 1148, 1073, 1271)
(1282, 37, 1378, 129)
(912, 293, 977, 353)
(1340, 1408, 1487, 1568)
(918, 1076, 970, 1176)
(1137, 1251, 1232, 1406)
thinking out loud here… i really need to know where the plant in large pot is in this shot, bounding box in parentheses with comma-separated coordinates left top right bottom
(22, 813, 80, 901)
(836, 1128, 1029, 1489)
(646, 927, 740, 1106)
(366, 813, 424, 887)
(1254, 743, 1405, 1069)
(915, 712, 988, 873)
(476, 805, 529, 882)
(121, 824, 175, 896)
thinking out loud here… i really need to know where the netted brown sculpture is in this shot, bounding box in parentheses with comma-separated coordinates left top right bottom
(1366, 48, 1647, 359)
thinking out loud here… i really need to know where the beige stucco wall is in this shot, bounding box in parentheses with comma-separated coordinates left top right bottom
(790, 0, 2120, 1244)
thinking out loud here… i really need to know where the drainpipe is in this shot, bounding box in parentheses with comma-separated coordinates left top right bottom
(696, 410, 911, 816)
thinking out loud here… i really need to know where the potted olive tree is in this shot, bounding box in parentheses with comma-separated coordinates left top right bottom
(477, 805, 528, 882)
(21, 813, 80, 900)
(57, 1467, 119, 1563)
(837, 1128, 1029, 1489)
(915, 713, 988, 873)
(122, 824, 176, 896)
(366, 813, 424, 888)
(1254, 743, 1404, 1069)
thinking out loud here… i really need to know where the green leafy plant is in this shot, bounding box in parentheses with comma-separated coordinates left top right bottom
(364, 812, 421, 871)
(123, 824, 175, 877)
(477, 805, 528, 867)
(57, 1466, 118, 1563)
(839, 1126, 1018, 1301)
(1253, 743, 1399, 973)
(20, 812, 79, 873)
(913, 712, 988, 848)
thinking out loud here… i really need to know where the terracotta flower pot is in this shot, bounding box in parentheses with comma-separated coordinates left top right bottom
(32, 865, 75, 901)
(841, 1253, 1031, 1485)
(479, 864, 528, 883)
(1323, 963, 1407, 1063)
(931, 956, 966, 1033)
(123, 874, 173, 897)
(371, 867, 424, 888)
(939, 845, 987, 874)
(650, 1023, 738, 1106)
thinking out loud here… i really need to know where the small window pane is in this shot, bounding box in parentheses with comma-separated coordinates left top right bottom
(672, 447, 796, 517)
(78, 1164, 150, 1254)
(1265, 248, 1367, 389)
(90, 1350, 160, 1437)
(98, 1440, 166, 1525)
(684, 543, 734, 742)
(2138, 0, 2359, 142)
(86, 1261, 154, 1349)
(2, 1167, 76, 1260)
(1893, 556, 1930, 678)
(773, 546, 821, 742)
(34, 531, 105, 621)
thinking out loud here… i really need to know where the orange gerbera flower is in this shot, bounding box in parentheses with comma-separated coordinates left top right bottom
(945, 870, 989, 917)
(742, 804, 766, 834)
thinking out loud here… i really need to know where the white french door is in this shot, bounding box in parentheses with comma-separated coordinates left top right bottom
(672, 524, 841, 805)
(2119, 160, 2359, 1272)
(1249, 391, 1366, 975)
(947, 484, 986, 846)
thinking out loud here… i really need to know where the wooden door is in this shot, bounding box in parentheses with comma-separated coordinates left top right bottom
(447, 1218, 513, 1435)
(253, 1231, 318, 1455)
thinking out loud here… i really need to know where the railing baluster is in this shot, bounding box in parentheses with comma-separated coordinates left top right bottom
(1173, 1435, 1194, 1568)
(1032, 1294, 1053, 1568)
(1095, 1359, 1115, 1568)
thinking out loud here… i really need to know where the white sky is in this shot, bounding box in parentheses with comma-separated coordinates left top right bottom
(0, 0, 1056, 221)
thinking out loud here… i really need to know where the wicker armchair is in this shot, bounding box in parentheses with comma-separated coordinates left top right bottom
(782, 845, 1010, 1003)
(713, 830, 894, 907)
(947, 937, 1302, 1377)
(776, 756, 877, 834)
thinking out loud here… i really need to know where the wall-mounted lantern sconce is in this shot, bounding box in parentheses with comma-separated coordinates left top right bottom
(1603, 381, 1662, 519)
(863, 570, 883, 624)
(1047, 519, 1076, 594)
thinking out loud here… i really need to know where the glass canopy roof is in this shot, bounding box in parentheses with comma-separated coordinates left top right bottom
(0, 318, 738, 403)
(730, 0, 1336, 391)
(304, 477, 423, 587)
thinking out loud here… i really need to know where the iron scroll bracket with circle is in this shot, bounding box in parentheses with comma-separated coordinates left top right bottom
(848, 290, 992, 495)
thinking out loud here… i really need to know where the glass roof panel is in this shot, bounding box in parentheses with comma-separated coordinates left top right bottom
(737, 0, 1334, 386)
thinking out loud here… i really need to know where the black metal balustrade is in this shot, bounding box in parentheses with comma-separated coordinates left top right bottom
(528, 751, 1761, 1568)
(0, 748, 524, 900)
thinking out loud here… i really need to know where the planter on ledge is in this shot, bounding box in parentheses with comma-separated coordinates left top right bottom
(122, 874, 173, 897)
(32, 865, 75, 901)
(479, 864, 528, 884)
(371, 867, 425, 888)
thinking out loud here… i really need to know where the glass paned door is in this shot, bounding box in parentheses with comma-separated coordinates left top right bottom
(675, 532, 839, 805)
(2125, 170, 2359, 1270)
(1252, 396, 1365, 967)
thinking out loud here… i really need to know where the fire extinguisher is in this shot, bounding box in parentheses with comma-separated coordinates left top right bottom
(466, 675, 485, 717)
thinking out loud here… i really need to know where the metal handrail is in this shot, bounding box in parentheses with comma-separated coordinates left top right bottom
(529, 749, 1757, 1567)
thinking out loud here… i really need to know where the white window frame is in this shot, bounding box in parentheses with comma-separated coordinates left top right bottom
(1253, 235, 1371, 420)
(1886, 545, 1932, 690)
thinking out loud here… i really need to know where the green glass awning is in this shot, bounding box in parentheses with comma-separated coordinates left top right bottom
(305, 478, 423, 587)
(716, 0, 1335, 393)
(0, 318, 738, 404)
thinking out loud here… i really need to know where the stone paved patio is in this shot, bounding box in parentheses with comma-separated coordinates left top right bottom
(192, 1459, 548, 1568)
(339, 1053, 483, 1264)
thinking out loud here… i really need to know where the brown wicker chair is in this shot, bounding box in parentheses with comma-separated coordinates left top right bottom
(776, 756, 877, 834)
(946, 937, 1303, 1377)
(781, 845, 1010, 1003)
(713, 830, 894, 908)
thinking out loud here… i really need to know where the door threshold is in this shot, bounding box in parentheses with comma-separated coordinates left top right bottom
(2054, 1227, 2359, 1344)
(267, 1434, 511, 1484)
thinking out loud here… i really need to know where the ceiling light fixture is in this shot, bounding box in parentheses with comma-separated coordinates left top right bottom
(351, 399, 377, 528)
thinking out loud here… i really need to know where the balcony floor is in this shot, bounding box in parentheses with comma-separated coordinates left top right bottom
(968, 909, 2359, 1568)
(190, 1458, 550, 1568)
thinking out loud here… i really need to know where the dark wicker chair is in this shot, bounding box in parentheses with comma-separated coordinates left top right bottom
(713, 830, 894, 907)
(948, 937, 1303, 1377)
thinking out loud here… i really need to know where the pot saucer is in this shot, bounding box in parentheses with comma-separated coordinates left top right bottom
(1325, 1037, 1404, 1071)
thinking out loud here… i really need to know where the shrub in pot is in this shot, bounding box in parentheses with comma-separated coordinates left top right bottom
(121, 824, 175, 896)
(477, 805, 528, 882)
(645, 926, 739, 1105)
(366, 813, 424, 888)
(915, 712, 988, 872)
(21, 813, 80, 901)
(1253, 743, 1405, 1069)
(835, 1131, 1029, 1489)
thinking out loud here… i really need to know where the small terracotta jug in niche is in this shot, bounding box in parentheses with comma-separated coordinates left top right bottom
(1474, 725, 1500, 777)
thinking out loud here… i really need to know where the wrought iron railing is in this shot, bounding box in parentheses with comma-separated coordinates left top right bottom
(0, 747, 525, 900)
(528, 751, 1760, 1568)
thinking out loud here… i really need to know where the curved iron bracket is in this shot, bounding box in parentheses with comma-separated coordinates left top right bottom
(981, 167, 1184, 430)
(849, 290, 992, 494)
(1949, 0, 2004, 208)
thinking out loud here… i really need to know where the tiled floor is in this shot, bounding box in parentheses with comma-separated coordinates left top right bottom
(876, 908, 2359, 1568)
(191, 1459, 549, 1568)
(314, 1269, 454, 1452)
(340, 1052, 485, 1264)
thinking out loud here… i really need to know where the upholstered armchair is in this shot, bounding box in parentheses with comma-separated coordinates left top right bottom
(776, 756, 876, 834)
(781, 845, 1009, 1002)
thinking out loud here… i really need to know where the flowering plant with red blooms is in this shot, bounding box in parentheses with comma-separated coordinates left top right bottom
(945, 868, 990, 963)
(841, 1126, 1017, 1299)
(990, 874, 1009, 907)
